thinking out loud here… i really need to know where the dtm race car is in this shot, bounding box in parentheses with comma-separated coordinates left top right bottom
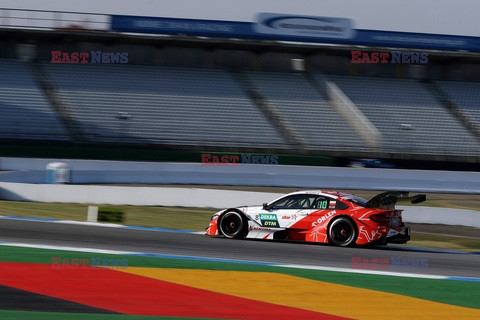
(206, 190, 426, 246)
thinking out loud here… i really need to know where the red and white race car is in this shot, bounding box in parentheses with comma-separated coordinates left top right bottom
(206, 190, 425, 246)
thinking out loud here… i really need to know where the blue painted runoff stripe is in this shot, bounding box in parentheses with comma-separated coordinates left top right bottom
(446, 277, 480, 282)
(0, 215, 60, 222)
(377, 245, 472, 255)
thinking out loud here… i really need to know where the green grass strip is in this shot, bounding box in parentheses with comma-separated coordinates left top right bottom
(0, 310, 215, 320)
(0, 201, 214, 231)
(0, 245, 478, 309)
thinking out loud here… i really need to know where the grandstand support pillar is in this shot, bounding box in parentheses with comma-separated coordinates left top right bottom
(28, 62, 87, 142)
(232, 72, 308, 151)
(422, 80, 480, 143)
(325, 80, 382, 150)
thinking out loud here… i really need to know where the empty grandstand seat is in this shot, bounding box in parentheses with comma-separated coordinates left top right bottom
(324, 75, 480, 156)
(44, 64, 286, 148)
(246, 71, 366, 151)
(436, 80, 480, 127)
(0, 59, 69, 140)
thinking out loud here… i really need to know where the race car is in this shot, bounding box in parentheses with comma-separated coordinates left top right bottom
(206, 190, 426, 246)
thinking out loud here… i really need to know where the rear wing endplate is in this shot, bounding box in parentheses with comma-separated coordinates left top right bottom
(366, 191, 426, 208)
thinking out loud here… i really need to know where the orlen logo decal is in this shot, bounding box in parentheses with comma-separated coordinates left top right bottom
(312, 210, 336, 227)
(259, 213, 279, 228)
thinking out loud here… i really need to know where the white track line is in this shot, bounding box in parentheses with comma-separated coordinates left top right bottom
(0, 241, 468, 281)
(274, 263, 447, 279)
(0, 242, 135, 255)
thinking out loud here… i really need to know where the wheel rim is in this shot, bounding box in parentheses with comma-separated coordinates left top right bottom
(220, 213, 242, 237)
(330, 220, 354, 245)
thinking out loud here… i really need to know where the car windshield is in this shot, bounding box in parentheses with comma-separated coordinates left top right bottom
(270, 194, 319, 209)
(344, 195, 371, 208)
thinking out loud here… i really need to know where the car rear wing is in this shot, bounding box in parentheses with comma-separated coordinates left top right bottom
(366, 191, 426, 208)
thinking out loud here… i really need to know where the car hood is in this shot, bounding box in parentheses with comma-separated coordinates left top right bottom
(236, 206, 263, 215)
(212, 205, 262, 217)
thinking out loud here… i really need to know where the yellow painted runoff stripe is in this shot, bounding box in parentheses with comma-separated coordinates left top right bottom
(122, 267, 480, 320)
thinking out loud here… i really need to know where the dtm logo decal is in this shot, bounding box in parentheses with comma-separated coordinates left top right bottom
(312, 211, 336, 227)
(259, 213, 279, 227)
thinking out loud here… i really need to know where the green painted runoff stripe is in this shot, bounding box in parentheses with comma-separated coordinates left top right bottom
(0, 245, 478, 310)
(0, 310, 215, 320)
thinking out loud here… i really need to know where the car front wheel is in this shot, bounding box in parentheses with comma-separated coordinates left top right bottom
(328, 217, 357, 246)
(218, 211, 247, 239)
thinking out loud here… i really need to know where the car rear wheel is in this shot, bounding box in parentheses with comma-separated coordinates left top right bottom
(218, 211, 247, 239)
(328, 217, 357, 247)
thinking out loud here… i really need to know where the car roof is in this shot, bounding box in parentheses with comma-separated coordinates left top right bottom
(284, 190, 350, 199)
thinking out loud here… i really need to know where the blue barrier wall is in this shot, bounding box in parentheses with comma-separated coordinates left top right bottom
(0, 158, 478, 194)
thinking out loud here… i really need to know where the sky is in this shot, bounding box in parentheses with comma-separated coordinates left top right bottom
(1, 0, 479, 37)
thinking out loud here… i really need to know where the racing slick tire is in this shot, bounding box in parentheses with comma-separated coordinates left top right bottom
(327, 217, 358, 247)
(218, 211, 247, 239)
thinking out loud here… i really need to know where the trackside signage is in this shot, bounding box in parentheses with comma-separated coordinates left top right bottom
(111, 13, 480, 52)
(254, 13, 354, 39)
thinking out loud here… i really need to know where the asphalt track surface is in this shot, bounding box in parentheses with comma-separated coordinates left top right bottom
(0, 219, 479, 279)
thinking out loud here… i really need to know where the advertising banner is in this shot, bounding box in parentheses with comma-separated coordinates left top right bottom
(111, 13, 480, 52)
(254, 13, 354, 39)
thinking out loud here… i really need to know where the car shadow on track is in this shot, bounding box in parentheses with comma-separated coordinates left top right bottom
(220, 237, 478, 254)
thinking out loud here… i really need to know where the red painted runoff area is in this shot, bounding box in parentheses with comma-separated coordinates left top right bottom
(0, 262, 349, 320)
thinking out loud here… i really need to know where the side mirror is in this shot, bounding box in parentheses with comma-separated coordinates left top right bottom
(262, 203, 271, 210)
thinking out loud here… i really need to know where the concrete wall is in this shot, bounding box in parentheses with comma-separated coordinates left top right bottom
(0, 182, 283, 208)
(1, 157, 479, 194)
(400, 206, 480, 228)
(0, 182, 478, 227)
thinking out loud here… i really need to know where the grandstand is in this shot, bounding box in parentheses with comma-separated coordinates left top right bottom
(0, 56, 479, 161)
(245, 71, 365, 151)
(44, 64, 286, 148)
(0, 59, 70, 141)
(437, 81, 480, 129)
(325, 75, 480, 156)
(0, 8, 479, 167)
